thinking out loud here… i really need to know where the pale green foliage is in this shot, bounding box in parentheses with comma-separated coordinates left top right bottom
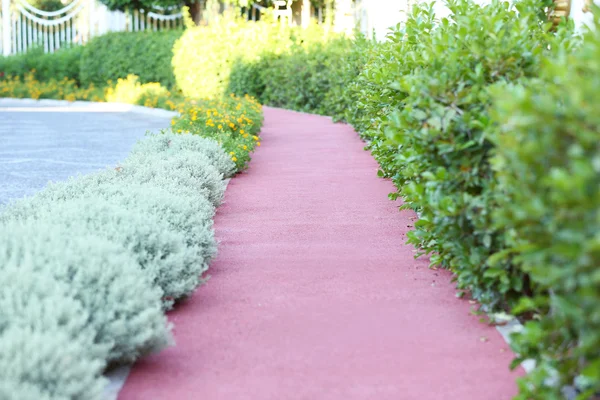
(13, 198, 203, 309)
(123, 149, 226, 207)
(0, 257, 107, 400)
(0, 124, 232, 397)
(132, 131, 237, 178)
(0, 222, 171, 365)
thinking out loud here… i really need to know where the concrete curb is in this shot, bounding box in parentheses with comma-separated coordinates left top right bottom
(0, 98, 179, 118)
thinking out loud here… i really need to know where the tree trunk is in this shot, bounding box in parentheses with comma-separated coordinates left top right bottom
(186, 0, 205, 25)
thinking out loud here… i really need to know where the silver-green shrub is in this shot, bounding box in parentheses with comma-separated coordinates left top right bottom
(0, 222, 171, 365)
(123, 149, 226, 207)
(132, 131, 237, 178)
(19, 198, 204, 309)
(0, 258, 107, 400)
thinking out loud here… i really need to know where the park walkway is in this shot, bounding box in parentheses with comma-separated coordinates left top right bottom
(119, 107, 522, 400)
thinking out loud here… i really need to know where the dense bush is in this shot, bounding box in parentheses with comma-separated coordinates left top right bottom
(0, 222, 170, 365)
(0, 45, 83, 83)
(0, 72, 104, 101)
(489, 22, 598, 398)
(359, 0, 571, 310)
(131, 131, 237, 178)
(80, 30, 182, 88)
(0, 259, 106, 400)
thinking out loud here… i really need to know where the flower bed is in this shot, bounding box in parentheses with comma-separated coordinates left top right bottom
(0, 82, 263, 398)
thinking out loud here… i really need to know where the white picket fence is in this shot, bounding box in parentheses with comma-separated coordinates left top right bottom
(0, 0, 183, 56)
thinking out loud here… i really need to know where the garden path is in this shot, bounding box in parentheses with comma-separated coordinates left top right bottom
(120, 107, 523, 400)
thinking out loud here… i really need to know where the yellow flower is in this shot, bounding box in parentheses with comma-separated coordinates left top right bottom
(252, 135, 259, 141)
(243, 145, 247, 150)
(232, 156, 237, 162)
(240, 129, 245, 134)
(218, 124, 223, 129)
(171, 120, 175, 125)
(229, 122, 235, 128)
(257, 142, 261, 146)
(229, 152, 235, 156)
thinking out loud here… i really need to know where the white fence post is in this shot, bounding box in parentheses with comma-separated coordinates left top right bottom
(2, 0, 11, 55)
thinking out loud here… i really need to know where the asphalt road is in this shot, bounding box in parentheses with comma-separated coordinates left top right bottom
(0, 101, 172, 205)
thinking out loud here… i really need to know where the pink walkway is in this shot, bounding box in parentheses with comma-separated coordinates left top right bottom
(119, 107, 522, 400)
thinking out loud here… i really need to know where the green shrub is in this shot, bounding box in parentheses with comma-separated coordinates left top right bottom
(489, 21, 598, 398)
(80, 30, 182, 88)
(0, 221, 170, 365)
(0, 45, 83, 83)
(363, 0, 571, 309)
(226, 27, 361, 117)
(256, 37, 353, 114)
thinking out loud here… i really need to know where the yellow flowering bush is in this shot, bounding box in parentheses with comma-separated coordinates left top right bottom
(170, 93, 263, 171)
(0, 72, 104, 102)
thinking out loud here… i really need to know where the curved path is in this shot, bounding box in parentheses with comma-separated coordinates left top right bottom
(120, 107, 522, 400)
(0, 100, 173, 205)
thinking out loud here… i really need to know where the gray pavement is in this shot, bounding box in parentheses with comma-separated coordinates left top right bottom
(0, 101, 173, 205)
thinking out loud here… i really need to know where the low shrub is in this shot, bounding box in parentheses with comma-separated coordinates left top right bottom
(80, 30, 182, 88)
(0, 72, 104, 101)
(0, 261, 106, 400)
(489, 21, 598, 398)
(0, 221, 170, 365)
(122, 150, 227, 207)
(8, 197, 202, 309)
(253, 37, 354, 115)
(0, 45, 83, 83)
(131, 131, 237, 178)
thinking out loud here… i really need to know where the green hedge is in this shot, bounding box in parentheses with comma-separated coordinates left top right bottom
(226, 26, 364, 118)
(80, 30, 182, 88)
(0, 45, 83, 83)
(490, 24, 598, 398)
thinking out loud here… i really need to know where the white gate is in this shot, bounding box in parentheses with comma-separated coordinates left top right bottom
(0, 0, 183, 56)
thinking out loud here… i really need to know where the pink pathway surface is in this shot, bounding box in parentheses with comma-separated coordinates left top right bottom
(119, 107, 522, 400)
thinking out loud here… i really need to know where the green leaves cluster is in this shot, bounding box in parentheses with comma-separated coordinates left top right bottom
(0, 45, 83, 83)
(489, 19, 599, 398)
(368, 0, 570, 309)
(80, 30, 183, 88)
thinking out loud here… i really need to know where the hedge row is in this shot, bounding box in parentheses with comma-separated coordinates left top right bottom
(0, 29, 181, 88)
(209, 1, 599, 397)
(0, 95, 263, 398)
